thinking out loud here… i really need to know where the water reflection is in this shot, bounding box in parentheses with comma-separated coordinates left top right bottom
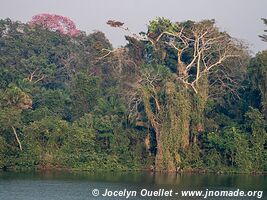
(0, 171, 266, 200)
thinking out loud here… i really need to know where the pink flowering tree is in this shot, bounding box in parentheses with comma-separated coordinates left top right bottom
(28, 13, 80, 37)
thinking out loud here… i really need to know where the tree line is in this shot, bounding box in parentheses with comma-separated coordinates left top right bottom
(0, 15, 266, 172)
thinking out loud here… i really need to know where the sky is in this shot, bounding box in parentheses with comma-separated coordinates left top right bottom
(1, 0, 266, 53)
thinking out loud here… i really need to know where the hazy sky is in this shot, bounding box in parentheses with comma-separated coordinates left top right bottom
(1, 0, 266, 53)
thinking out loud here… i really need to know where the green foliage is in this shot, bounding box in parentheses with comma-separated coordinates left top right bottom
(245, 107, 267, 171)
(0, 136, 8, 168)
(21, 117, 69, 168)
(181, 144, 204, 170)
(248, 51, 267, 118)
(148, 17, 179, 35)
(33, 88, 70, 118)
(70, 73, 100, 120)
(0, 17, 266, 173)
(203, 149, 222, 171)
(58, 114, 97, 168)
(204, 127, 252, 172)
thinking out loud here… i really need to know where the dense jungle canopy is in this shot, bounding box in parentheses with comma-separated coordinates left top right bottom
(0, 15, 266, 172)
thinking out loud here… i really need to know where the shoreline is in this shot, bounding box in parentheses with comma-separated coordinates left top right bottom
(1, 166, 266, 175)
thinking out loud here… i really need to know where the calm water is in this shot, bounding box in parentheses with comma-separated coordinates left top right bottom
(0, 171, 266, 200)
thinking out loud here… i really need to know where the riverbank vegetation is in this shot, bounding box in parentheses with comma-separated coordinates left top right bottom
(0, 15, 266, 173)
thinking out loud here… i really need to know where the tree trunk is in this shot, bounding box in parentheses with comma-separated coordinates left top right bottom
(177, 53, 187, 77)
(11, 126, 22, 151)
(155, 136, 164, 171)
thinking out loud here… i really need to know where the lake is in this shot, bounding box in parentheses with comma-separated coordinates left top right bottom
(0, 171, 266, 200)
